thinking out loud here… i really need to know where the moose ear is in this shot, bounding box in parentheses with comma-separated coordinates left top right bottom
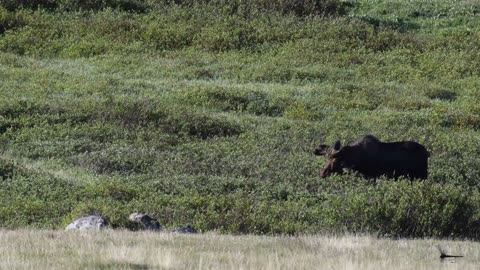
(314, 144, 329, 156)
(333, 140, 341, 151)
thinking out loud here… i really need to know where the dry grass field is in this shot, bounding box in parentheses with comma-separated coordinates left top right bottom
(0, 230, 478, 270)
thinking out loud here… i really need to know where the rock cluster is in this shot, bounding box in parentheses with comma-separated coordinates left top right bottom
(65, 213, 196, 233)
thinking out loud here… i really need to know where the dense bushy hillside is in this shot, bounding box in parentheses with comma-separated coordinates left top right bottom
(1, 0, 480, 238)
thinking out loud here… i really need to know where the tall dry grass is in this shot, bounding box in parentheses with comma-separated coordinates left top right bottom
(0, 230, 478, 270)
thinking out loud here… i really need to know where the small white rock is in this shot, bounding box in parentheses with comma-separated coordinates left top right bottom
(65, 215, 108, 231)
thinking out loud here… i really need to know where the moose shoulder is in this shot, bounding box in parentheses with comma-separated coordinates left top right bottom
(314, 135, 429, 180)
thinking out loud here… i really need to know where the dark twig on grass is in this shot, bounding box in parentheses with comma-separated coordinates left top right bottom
(438, 246, 464, 260)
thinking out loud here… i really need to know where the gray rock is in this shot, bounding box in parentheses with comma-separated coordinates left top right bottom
(173, 225, 196, 234)
(128, 213, 161, 231)
(65, 215, 108, 231)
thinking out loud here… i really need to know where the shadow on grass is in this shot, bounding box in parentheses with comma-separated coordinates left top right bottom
(358, 16, 419, 32)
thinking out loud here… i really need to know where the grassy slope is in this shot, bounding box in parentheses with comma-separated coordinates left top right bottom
(1, 230, 479, 270)
(1, 0, 480, 237)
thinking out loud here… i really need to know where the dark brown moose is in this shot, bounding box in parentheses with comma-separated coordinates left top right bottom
(314, 135, 429, 180)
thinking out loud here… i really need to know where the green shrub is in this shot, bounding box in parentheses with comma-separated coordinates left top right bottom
(0, 0, 57, 11)
(0, 7, 26, 34)
(0, 0, 149, 12)
(0, 168, 82, 228)
(0, 13, 65, 56)
(140, 13, 194, 50)
(68, 146, 156, 175)
(423, 86, 457, 101)
(0, 156, 15, 178)
(321, 180, 480, 238)
(60, 0, 148, 12)
(284, 101, 316, 120)
(171, 0, 349, 16)
(0, 0, 348, 15)
(180, 86, 288, 116)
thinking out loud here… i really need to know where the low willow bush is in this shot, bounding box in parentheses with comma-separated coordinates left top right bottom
(0, 0, 148, 12)
(179, 85, 289, 116)
(320, 178, 480, 238)
(2, 162, 480, 238)
(0, 0, 349, 16)
(0, 5, 437, 57)
(0, 159, 82, 228)
(4, 98, 244, 163)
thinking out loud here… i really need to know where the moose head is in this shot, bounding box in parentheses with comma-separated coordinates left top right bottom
(313, 140, 346, 178)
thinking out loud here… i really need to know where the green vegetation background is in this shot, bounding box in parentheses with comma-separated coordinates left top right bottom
(1, 0, 480, 238)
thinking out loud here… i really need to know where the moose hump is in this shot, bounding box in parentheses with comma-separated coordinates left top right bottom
(314, 135, 429, 180)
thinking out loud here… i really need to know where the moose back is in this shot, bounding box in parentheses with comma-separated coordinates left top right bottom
(314, 135, 429, 180)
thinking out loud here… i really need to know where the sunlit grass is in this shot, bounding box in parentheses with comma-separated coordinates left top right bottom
(0, 230, 479, 270)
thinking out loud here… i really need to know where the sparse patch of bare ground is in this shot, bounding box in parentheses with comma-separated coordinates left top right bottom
(0, 230, 478, 270)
